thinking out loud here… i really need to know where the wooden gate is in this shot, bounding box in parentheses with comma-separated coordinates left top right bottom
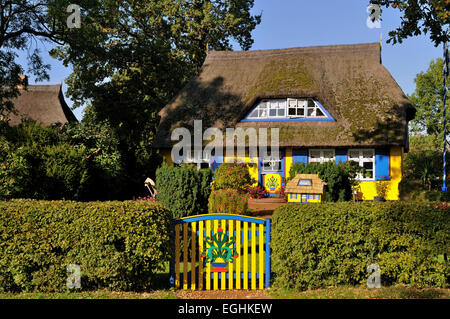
(169, 214, 271, 290)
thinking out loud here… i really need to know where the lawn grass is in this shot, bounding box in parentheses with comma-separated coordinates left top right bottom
(1, 285, 448, 299)
(0, 289, 178, 299)
(268, 285, 450, 299)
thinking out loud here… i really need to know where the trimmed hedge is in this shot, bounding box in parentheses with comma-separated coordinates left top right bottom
(208, 189, 249, 214)
(272, 202, 449, 290)
(0, 199, 172, 292)
(213, 162, 252, 193)
(156, 163, 212, 219)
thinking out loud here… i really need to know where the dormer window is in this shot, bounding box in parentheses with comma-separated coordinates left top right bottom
(243, 98, 334, 122)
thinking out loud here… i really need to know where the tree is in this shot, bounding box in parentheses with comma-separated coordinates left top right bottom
(0, 1, 71, 119)
(48, 0, 262, 198)
(371, 0, 449, 47)
(409, 58, 449, 141)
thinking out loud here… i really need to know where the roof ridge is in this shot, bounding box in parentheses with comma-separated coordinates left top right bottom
(206, 42, 380, 61)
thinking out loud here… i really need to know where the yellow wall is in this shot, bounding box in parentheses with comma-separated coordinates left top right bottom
(160, 146, 404, 201)
(358, 146, 403, 200)
(287, 193, 321, 203)
(285, 148, 293, 180)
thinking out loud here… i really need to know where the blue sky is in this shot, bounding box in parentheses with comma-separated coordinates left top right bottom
(21, 0, 444, 121)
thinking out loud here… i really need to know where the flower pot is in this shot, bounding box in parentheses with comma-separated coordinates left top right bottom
(211, 262, 228, 272)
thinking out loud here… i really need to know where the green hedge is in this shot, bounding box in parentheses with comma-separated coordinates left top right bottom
(156, 163, 212, 219)
(0, 199, 172, 292)
(271, 202, 449, 290)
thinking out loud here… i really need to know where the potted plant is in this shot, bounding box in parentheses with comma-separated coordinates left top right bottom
(374, 180, 389, 201)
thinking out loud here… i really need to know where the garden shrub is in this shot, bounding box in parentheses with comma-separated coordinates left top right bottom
(0, 199, 172, 292)
(288, 161, 359, 201)
(271, 202, 449, 290)
(208, 189, 249, 214)
(156, 163, 213, 219)
(213, 162, 252, 193)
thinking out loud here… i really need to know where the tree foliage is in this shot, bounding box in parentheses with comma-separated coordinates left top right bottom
(0, 0, 71, 118)
(47, 0, 261, 197)
(409, 58, 449, 141)
(372, 0, 449, 47)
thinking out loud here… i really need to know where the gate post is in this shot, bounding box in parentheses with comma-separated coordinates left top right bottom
(265, 218, 271, 289)
(169, 220, 175, 288)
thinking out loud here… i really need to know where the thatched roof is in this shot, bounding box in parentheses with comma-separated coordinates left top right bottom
(285, 174, 326, 194)
(7, 84, 77, 126)
(154, 42, 415, 149)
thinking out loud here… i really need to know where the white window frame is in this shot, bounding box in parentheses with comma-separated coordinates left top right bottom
(308, 149, 335, 163)
(348, 149, 375, 181)
(262, 154, 283, 172)
(247, 98, 327, 120)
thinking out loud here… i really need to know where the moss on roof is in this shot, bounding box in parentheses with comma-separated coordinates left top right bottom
(154, 43, 415, 149)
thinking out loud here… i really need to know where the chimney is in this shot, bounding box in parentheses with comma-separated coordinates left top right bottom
(17, 75, 28, 89)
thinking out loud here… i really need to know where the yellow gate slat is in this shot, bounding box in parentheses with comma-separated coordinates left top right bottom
(236, 221, 241, 289)
(183, 223, 188, 290)
(228, 219, 234, 290)
(175, 224, 180, 289)
(191, 222, 196, 290)
(213, 219, 219, 290)
(251, 223, 256, 290)
(172, 214, 269, 292)
(206, 220, 211, 290)
(198, 221, 204, 290)
(243, 221, 248, 290)
(259, 223, 264, 289)
(221, 220, 226, 290)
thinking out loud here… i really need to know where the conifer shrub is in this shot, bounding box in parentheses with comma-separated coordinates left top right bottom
(155, 163, 213, 219)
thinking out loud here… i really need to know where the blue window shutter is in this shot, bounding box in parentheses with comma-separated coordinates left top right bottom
(293, 149, 308, 164)
(335, 149, 348, 164)
(375, 148, 390, 180)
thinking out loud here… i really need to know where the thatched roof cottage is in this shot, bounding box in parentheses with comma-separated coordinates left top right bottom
(6, 84, 77, 126)
(154, 43, 415, 200)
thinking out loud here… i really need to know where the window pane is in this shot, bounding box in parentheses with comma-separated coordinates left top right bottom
(307, 107, 315, 116)
(298, 107, 305, 116)
(323, 151, 334, 160)
(278, 108, 285, 116)
(349, 150, 360, 159)
(298, 179, 312, 186)
(315, 108, 324, 116)
(363, 150, 373, 159)
(259, 108, 267, 117)
(269, 109, 277, 116)
(308, 99, 315, 109)
(248, 109, 258, 118)
(270, 101, 278, 109)
(363, 162, 374, 179)
(288, 108, 296, 116)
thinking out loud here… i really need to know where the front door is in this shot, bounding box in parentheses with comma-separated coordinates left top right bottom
(301, 194, 308, 203)
(260, 149, 285, 196)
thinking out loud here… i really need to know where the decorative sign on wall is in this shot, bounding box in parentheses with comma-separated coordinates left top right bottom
(201, 226, 238, 272)
(264, 173, 282, 193)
